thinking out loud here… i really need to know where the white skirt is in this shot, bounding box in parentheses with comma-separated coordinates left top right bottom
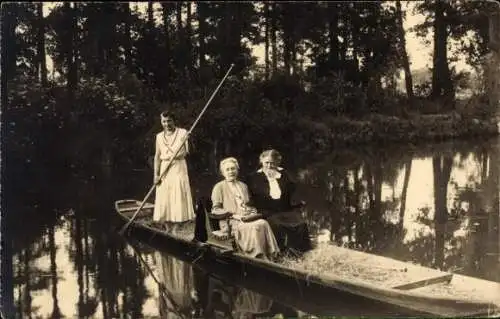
(153, 159, 195, 222)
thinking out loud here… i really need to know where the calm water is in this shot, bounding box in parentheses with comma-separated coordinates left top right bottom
(2, 137, 499, 318)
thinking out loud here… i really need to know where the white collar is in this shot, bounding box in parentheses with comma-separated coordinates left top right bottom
(258, 167, 283, 180)
(257, 167, 283, 173)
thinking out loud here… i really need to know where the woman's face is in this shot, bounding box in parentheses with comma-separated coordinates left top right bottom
(261, 156, 278, 170)
(161, 116, 175, 131)
(222, 162, 239, 181)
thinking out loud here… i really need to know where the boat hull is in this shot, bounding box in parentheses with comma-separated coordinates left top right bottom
(115, 199, 500, 318)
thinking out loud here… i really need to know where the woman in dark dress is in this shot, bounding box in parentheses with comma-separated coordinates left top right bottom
(248, 149, 312, 253)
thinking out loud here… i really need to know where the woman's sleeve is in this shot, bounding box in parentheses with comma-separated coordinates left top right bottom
(183, 128, 190, 154)
(247, 175, 263, 207)
(154, 134, 160, 154)
(284, 170, 296, 195)
(241, 183, 252, 205)
(154, 134, 161, 176)
(211, 182, 223, 209)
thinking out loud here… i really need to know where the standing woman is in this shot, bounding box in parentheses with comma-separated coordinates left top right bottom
(153, 111, 195, 229)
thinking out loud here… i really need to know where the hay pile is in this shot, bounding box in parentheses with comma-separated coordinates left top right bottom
(281, 243, 410, 287)
(138, 219, 195, 241)
(412, 280, 496, 303)
(414, 283, 476, 300)
(172, 221, 196, 240)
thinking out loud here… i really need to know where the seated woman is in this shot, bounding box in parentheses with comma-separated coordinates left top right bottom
(210, 157, 280, 260)
(248, 149, 312, 254)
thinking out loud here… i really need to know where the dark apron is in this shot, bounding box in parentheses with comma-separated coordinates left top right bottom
(266, 211, 311, 252)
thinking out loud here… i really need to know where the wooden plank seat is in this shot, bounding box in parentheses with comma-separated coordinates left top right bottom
(392, 273, 453, 291)
(115, 200, 154, 219)
(119, 202, 155, 212)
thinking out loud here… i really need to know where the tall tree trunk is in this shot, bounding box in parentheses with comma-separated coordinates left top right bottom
(328, 2, 340, 72)
(66, 2, 77, 122)
(339, 12, 348, 73)
(147, 2, 154, 27)
(65, 2, 73, 84)
(161, 2, 171, 101)
(264, 2, 270, 79)
(221, 3, 232, 72)
(395, 0, 414, 102)
(161, 3, 170, 53)
(124, 3, 132, 69)
(2, 3, 18, 84)
(186, 2, 192, 77)
(486, 11, 500, 126)
(233, 4, 243, 75)
(105, 4, 118, 75)
(365, 164, 374, 210)
(288, 4, 297, 75)
(351, 170, 363, 242)
(147, 0, 154, 82)
(197, 2, 206, 69)
(176, 2, 183, 42)
(271, 3, 278, 74)
(282, 4, 292, 76)
(37, 3, 47, 86)
(176, 2, 184, 71)
(431, 0, 454, 107)
(329, 177, 342, 242)
(72, 3, 78, 89)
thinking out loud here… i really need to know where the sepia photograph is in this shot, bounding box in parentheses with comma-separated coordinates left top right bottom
(1, 1, 500, 318)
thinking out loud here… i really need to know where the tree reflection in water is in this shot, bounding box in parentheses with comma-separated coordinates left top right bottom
(6, 137, 500, 318)
(297, 138, 499, 282)
(48, 224, 62, 319)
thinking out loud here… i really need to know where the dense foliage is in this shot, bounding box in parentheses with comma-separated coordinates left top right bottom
(3, 4, 499, 319)
(1, 1, 499, 173)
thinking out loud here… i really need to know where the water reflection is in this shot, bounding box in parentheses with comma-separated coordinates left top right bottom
(7, 208, 301, 318)
(145, 248, 300, 319)
(153, 251, 197, 318)
(3, 137, 500, 317)
(298, 138, 499, 282)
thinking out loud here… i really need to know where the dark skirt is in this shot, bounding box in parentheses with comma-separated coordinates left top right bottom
(266, 211, 312, 253)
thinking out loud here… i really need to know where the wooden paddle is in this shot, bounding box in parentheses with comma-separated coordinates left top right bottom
(119, 63, 235, 235)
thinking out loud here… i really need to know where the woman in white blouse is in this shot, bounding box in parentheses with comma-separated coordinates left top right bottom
(153, 111, 195, 230)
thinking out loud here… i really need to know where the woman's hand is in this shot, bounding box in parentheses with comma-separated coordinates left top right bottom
(212, 207, 231, 215)
(154, 175, 162, 185)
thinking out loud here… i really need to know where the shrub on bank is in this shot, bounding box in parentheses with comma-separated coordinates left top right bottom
(296, 112, 498, 151)
(5, 72, 498, 171)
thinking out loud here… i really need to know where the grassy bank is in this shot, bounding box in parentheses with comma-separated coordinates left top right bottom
(295, 113, 499, 151)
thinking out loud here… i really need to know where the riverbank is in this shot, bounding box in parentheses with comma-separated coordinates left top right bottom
(295, 113, 499, 151)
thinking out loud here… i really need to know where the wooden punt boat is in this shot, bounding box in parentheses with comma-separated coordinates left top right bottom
(125, 234, 432, 317)
(115, 199, 500, 318)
